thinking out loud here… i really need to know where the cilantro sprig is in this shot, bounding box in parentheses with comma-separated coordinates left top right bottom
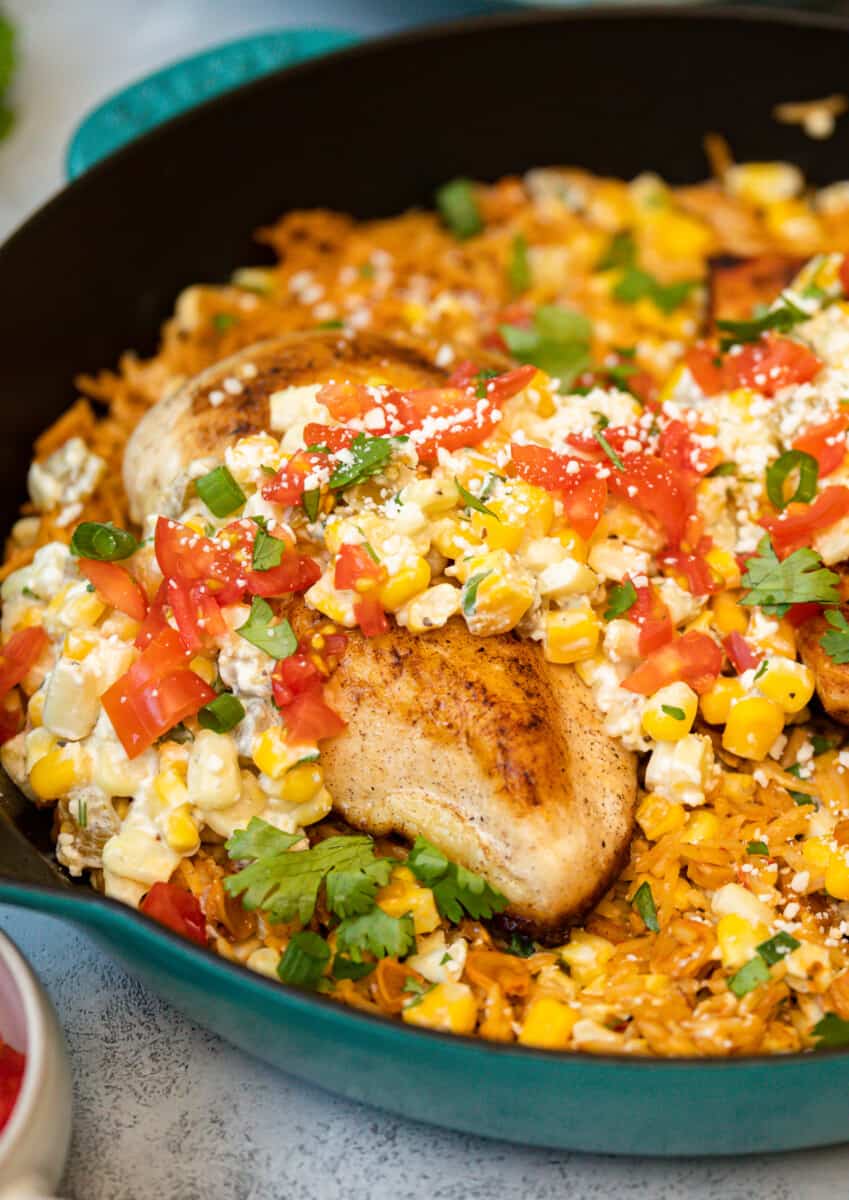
(741, 536, 839, 617)
(500, 305, 592, 391)
(813, 1012, 849, 1048)
(336, 908, 415, 962)
(604, 580, 637, 621)
(236, 597, 297, 660)
(717, 293, 809, 350)
(406, 837, 508, 922)
(328, 433, 400, 491)
(821, 610, 849, 664)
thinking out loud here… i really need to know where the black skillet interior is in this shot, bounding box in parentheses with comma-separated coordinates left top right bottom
(2, 5, 849, 886)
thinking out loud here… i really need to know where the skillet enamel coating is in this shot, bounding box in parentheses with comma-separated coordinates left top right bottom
(3, 7, 849, 1155)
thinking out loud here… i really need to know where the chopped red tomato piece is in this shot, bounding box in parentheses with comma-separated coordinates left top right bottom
(723, 631, 762, 674)
(261, 449, 329, 507)
(140, 881, 207, 946)
(622, 631, 723, 696)
(317, 382, 374, 421)
(684, 343, 725, 395)
(723, 333, 822, 397)
(627, 581, 674, 655)
(0, 692, 23, 746)
(662, 540, 722, 597)
(166, 580, 226, 654)
(283, 684, 347, 743)
(334, 543, 385, 591)
(793, 414, 849, 478)
(79, 559, 148, 622)
(786, 602, 824, 628)
(0, 626, 48, 699)
(302, 423, 359, 453)
(134, 582, 170, 649)
(0, 1041, 25, 1132)
(607, 453, 695, 551)
(249, 555, 321, 599)
(102, 628, 214, 757)
(510, 443, 608, 539)
(354, 594, 390, 638)
(272, 644, 323, 708)
(408, 365, 536, 463)
(658, 420, 723, 481)
(154, 518, 239, 592)
(762, 485, 849, 558)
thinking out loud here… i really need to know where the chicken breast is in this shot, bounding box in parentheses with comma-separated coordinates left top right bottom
(799, 611, 849, 725)
(124, 331, 449, 522)
(124, 331, 638, 938)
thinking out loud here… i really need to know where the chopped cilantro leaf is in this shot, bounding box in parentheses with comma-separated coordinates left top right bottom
(406, 836, 508, 922)
(613, 266, 697, 314)
(506, 932, 537, 958)
(709, 461, 738, 478)
(661, 704, 686, 720)
(336, 908, 415, 962)
(813, 1012, 849, 1048)
(500, 305, 592, 391)
(328, 433, 398, 491)
(741, 536, 839, 616)
(604, 580, 637, 621)
(455, 477, 496, 517)
(821, 609, 849, 664)
(596, 231, 636, 272)
(508, 233, 531, 294)
(594, 426, 625, 471)
(436, 178, 482, 239)
(212, 312, 238, 333)
(277, 931, 330, 990)
(717, 294, 809, 350)
(325, 859, 393, 920)
(331, 954, 375, 982)
(302, 488, 321, 522)
(631, 881, 659, 933)
(812, 735, 838, 757)
(236, 597, 297, 660)
(251, 526, 287, 572)
(728, 955, 770, 997)
(746, 841, 768, 856)
(461, 570, 491, 616)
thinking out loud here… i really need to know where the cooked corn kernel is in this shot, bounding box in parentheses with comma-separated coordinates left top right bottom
(757, 657, 815, 715)
(377, 866, 440, 936)
(543, 606, 601, 665)
(518, 996, 579, 1048)
(402, 982, 478, 1034)
(187, 730, 241, 810)
(253, 727, 293, 780)
(165, 805, 200, 854)
(720, 772, 757, 802)
(280, 761, 324, 805)
(377, 556, 431, 612)
(716, 914, 769, 970)
(553, 527, 588, 562)
(463, 553, 535, 636)
(189, 655, 217, 685)
(559, 931, 615, 986)
(154, 767, 190, 810)
(711, 592, 748, 635)
(641, 682, 698, 742)
(29, 748, 85, 800)
(430, 516, 482, 560)
(802, 837, 832, 870)
(704, 548, 741, 590)
(64, 629, 99, 662)
(826, 851, 849, 901)
(722, 697, 785, 760)
(700, 677, 745, 725)
(681, 810, 720, 844)
(27, 689, 44, 728)
(636, 792, 687, 840)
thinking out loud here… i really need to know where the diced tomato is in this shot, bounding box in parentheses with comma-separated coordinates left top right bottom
(167, 580, 226, 653)
(0, 1041, 25, 1132)
(785, 602, 823, 628)
(723, 630, 762, 674)
(793, 414, 849, 478)
(134, 581, 170, 649)
(762, 485, 849, 558)
(154, 518, 239, 591)
(0, 692, 23, 746)
(723, 333, 822, 397)
(407, 365, 536, 463)
(662, 542, 722, 597)
(658, 420, 723, 481)
(622, 631, 723, 696)
(446, 360, 482, 388)
(354, 594, 390, 638)
(283, 684, 347, 743)
(261, 449, 328, 507)
(248, 555, 321, 599)
(627, 581, 674, 655)
(0, 626, 48, 699)
(509, 443, 608, 539)
(78, 559, 148, 622)
(302, 423, 359, 453)
(840, 253, 849, 297)
(102, 628, 214, 757)
(272, 645, 323, 708)
(317, 382, 374, 421)
(140, 881, 207, 947)
(684, 343, 725, 395)
(607, 453, 695, 551)
(334, 543, 386, 591)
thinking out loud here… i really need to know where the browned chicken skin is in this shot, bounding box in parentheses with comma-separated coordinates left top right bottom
(124, 332, 638, 939)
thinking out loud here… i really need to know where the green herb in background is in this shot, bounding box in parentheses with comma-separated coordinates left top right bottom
(0, 13, 15, 143)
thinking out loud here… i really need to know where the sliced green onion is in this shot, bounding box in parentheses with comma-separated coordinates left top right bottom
(277, 931, 331, 990)
(709, 461, 738, 478)
(631, 881, 659, 933)
(765, 450, 818, 511)
(728, 955, 770, 998)
(70, 521, 139, 562)
(756, 931, 800, 966)
(195, 465, 246, 518)
(236, 597, 297, 660)
(435, 178, 482, 239)
(198, 693, 245, 734)
(746, 840, 768, 856)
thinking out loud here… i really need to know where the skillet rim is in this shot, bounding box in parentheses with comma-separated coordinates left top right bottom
(4, 1, 849, 1072)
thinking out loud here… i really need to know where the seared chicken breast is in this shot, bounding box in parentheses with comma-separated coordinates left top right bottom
(124, 331, 637, 938)
(799, 611, 849, 725)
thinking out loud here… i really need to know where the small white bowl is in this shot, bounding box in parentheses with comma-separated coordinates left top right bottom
(0, 930, 72, 1199)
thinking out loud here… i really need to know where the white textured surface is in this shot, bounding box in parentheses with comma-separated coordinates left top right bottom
(2, 1, 849, 1196)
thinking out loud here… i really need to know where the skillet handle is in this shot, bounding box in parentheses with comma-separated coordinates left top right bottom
(65, 28, 358, 179)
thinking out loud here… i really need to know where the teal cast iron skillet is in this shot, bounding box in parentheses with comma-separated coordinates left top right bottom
(4, 6, 849, 1156)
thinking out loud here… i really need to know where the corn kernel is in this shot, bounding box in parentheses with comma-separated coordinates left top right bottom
(802, 837, 832, 871)
(64, 629, 99, 662)
(711, 592, 748, 635)
(518, 996, 578, 1049)
(559, 930, 615, 986)
(681, 810, 720, 844)
(553, 526, 588, 562)
(464, 553, 535, 636)
(280, 761, 323, 805)
(704, 549, 741, 589)
(716, 913, 769, 970)
(59, 587, 106, 630)
(757, 657, 815, 715)
(166, 805, 200, 854)
(29, 748, 84, 800)
(720, 772, 757, 802)
(636, 792, 687, 840)
(726, 162, 803, 206)
(27, 689, 44, 728)
(641, 682, 698, 742)
(700, 677, 745, 725)
(826, 852, 849, 901)
(253, 727, 293, 780)
(469, 510, 523, 554)
(683, 611, 715, 636)
(377, 556, 431, 613)
(402, 981, 478, 1034)
(154, 767, 190, 810)
(722, 697, 785, 760)
(377, 865, 440, 935)
(543, 606, 601, 665)
(189, 655, 216, 685)
(430, 516, 483, 560)
(246, 947, 281, 979)
(495, 481, 554, 540)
